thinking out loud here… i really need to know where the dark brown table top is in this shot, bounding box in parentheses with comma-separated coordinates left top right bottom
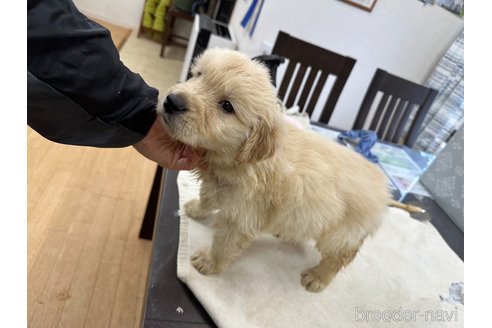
(140, 169, 217, 327)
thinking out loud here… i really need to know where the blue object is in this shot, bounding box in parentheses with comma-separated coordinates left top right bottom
(337, 130, 379, 163)
(240, 0, 258, 28)
(240, 0, 264, 37)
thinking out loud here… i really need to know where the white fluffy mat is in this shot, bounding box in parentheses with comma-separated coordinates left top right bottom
(176, 171, 463, 328)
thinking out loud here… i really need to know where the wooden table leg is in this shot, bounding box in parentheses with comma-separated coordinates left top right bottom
(139, 166, 164, 240)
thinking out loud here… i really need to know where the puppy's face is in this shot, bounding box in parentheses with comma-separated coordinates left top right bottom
(157, 48, 281, 164)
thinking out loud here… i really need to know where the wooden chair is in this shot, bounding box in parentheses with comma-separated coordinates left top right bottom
(160, 0, 214, 57)
(160, 4, 194, 57)
(352, 69, 438, 147)
(271, 31, 356, 124)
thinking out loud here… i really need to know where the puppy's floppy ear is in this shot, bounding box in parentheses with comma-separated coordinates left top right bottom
(236, 118, 279, 164)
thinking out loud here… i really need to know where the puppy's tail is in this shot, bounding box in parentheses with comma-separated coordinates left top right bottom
(388, 200, 426, 214)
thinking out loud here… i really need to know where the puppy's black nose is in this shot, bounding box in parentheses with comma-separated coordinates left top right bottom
(164, 94, 187, 114)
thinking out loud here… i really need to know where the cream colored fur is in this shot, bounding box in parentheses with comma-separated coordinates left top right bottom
(157, 48, 391, 292)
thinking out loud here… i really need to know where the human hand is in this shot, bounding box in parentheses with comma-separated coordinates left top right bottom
(133, 117, 202, 170)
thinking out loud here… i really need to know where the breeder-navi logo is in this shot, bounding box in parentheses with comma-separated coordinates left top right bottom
(355, 306, 458, 323)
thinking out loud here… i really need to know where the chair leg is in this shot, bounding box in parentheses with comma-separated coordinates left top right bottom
(139, 166, 164, 240)
(160, 11, 175, 57)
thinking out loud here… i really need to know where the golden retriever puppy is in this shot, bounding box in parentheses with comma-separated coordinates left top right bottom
(157, 48, 391, 292)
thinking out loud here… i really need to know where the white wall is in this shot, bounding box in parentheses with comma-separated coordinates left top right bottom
(229, 0, 463, 129)
(73, 0, 146, 28)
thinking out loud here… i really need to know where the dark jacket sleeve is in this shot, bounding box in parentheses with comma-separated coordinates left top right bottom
(27, 0, 158, 147)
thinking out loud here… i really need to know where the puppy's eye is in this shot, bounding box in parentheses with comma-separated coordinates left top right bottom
(195, 71, 202, 77)
(219, 100, 235, 113)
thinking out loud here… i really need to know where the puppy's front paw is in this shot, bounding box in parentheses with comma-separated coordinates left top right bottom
(184, 199, 205, 220)
(191, 249, 221, 275)
(301, 268, 329, 293)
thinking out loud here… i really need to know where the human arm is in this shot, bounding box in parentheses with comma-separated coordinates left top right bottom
(27, 0, 157, 147)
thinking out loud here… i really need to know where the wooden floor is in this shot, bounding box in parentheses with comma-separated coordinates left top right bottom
(27, 128, 156, 328)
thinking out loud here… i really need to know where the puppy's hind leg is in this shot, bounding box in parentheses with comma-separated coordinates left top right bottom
(301, 229, 365, 293)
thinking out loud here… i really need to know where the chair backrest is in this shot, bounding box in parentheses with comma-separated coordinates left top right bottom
(271, 31, 356, 124)
(352, 69, 438, 147)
